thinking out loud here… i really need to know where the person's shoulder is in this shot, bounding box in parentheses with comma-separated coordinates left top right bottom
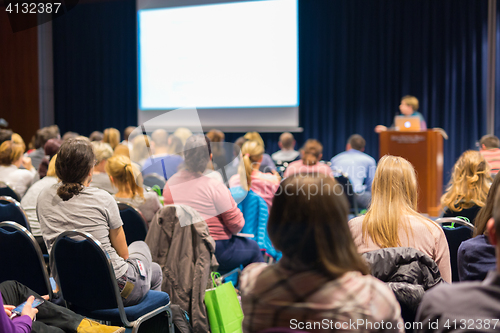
(252, 170, 279, 184)
(422, 281, 481, 306)
(84, 186, 116, 201)
(348, 215, 365, 226)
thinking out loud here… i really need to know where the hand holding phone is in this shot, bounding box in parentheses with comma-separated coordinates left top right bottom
(10, 296, 42, 320)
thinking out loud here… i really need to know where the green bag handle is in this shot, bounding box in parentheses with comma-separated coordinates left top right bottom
(451, 216, 470, 228)
(211, 272, 222, 288)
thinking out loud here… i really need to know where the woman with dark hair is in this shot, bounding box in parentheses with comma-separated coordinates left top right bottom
(37, 138, 162, 306)
(240, 174, 403, 332)
(457, 172, 500, 281)
(163, 135, 263, 274)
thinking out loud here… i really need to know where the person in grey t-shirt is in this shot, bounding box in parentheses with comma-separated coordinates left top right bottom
(37, 138, 162, 306)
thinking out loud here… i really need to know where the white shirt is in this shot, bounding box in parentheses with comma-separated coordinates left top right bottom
(0, 164, 36, 198)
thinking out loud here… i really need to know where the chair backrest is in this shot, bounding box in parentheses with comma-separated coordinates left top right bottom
(51, 230, 123, 311)
(143, 173, 166, 190)
(117, 202, 148, 245)
(0, 222, 52, 297)
(439, 224, 474, 282)
(0, 196, 31, 231)
(333, 173, 359, 215)
(0, 182, 20, 202)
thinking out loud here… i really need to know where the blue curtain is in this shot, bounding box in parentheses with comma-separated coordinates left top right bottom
(53, 0, 488, 183)
(52, 0, 137, 138)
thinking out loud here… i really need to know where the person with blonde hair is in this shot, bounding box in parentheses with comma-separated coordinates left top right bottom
(130, 135, 152, 167)
(173, 127, 192, 146)
(21, 155, 59, 253)
(229, 140, 281, 209)
(0, 139, 36, 198)
(349, 155, 452, 283)
(113, 144, 130, 158)
(374, 95, 427, 133)
(106, 155, 161, 224)
(243, 132, 276, 173)
(89, 141, 116, 194)
(283, 139, 333, 178)
(441, 150, 492, 222)
(240, 174, 404, 332)
(103, 127, 121, 150)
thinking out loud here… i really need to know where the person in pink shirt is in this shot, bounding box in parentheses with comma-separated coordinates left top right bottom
(283, 139, 333, 179)
(228, 140, 281, 209)
(164, 135, 263, 274)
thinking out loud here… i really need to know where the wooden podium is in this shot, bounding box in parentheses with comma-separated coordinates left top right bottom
(379, 130, 444, 216)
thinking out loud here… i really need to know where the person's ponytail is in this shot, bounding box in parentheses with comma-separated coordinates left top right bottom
(238, 141, 264, 191)
(57, 183, 84, 201)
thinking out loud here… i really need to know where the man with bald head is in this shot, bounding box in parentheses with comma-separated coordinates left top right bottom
(271, 132, 300, 164)
(141, 129, 183, 180)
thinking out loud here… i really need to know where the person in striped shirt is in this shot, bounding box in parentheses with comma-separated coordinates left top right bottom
(480, 134, 500, 175)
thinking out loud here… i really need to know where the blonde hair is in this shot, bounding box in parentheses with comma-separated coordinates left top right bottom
(130, 135, 151, 164)
(47, 154, 57, 177)
(105, 155, 144, 198)
(441, 150, 491, 212)
(238, 141, 264, 191)
(11, 133, 26, 151)
(173, 127, 193, 146)
(91, 141, 113, 164)
(114, 144, 130, 158)
(362, 155, 431, 248)
(301, 139, 323, 166)
(103, 128, 120, 150)
(401, 95, 419, 111)
(0, 141, 24, 166)
(244, 132, 264, 147)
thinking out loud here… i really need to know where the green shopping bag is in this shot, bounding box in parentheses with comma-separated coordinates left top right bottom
(204, 272, 244, 333)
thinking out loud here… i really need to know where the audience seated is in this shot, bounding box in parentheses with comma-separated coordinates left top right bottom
(89, 142, 116, 194)
(206, 129, 228, 182)
(130, 135, 151, 167)
(240, 174, 404, 332)
(141, 129, 183, 180)
(330, 134, 376, 209)
(0, 129, 13, 145)
(479, 134, 500, 175)
(173, 127, 192, 146)
(28, 126, 60, 171)
(244, 132, 276, 173)
(228, 140, 281, 209)
(103, 128, 120, 150)
(0, 280, 125, 333)
(271, 132, 300, 164)
(37, 138, 62, 180)
(163, 135, 263, 274)
(349, 155, 452, 282)
(107, 155, 162, 225)
(89, 131, 103, 142)
(121, 126, 136, 151)
(37, 138, 162, 306)
(113, 144, 130, 158)
(20, 155, 59, 254)
(224, 136, 246, 181)
(441, 150, 491, 223)
(283, 139, 333, 178)
(62, 131, 79, 141)
(457, 172, 500, 281)
(0, 139, 36, 198)
(415, 188, 500, 332)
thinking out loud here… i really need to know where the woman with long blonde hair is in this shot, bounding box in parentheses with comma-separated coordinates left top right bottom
(243, 132, 276, 173)
(228, 140, 280, 209)
(441, 150, 492, 222)
(106, 154, 161, 224)
(349, 155, 452, 282)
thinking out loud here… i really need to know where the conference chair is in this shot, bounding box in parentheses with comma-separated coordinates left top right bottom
(435, 217, 475, 282)
(0, 222, 53, 299)
(51, 230, 173, 333)
(0, 196, 31, 231)
(117, 202, 149, 246)
(0, 182, 20, 202)
(332, 172, 360, 216)
(143, 173, 166, 191)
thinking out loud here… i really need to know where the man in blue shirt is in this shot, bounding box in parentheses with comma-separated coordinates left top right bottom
(330, 134, 376, 208)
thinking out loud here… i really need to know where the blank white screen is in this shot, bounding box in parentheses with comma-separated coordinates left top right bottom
(138, 0, 298, 110)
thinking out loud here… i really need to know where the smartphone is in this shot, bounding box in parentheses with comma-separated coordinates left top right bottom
(11, 298, 44, 317)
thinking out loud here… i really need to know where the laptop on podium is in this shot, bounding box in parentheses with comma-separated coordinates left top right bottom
(394, 115, 421, 131)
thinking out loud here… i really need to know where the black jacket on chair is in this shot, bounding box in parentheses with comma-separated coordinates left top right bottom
(362, 247, 445, 325)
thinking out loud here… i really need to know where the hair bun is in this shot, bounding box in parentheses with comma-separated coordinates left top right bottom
(57, 182, 83, 201)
